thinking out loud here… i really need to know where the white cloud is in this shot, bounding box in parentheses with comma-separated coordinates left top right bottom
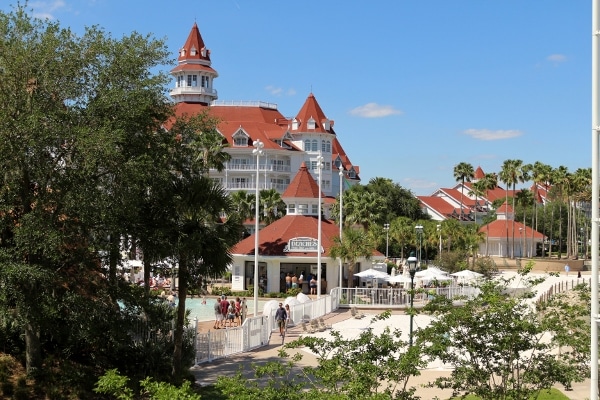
(30, 0, 66, 20)
(403, 177, 438, 190)
(463, 129, 522, 141)
(265, 85, 296, 97)
(349, 102, 403, 118)
(547, 54, 567, 63)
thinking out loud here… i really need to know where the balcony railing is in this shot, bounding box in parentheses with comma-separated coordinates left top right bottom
(228, 164, 291, 172)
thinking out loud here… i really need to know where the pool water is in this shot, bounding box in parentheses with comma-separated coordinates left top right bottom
(184, 297, 267, 322)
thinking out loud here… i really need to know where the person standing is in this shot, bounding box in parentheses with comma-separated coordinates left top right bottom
(220, 295, 229, 328)
(310, 275, 317, 295)
(275, 303, 287, 337)
(213, 298, 222, 329)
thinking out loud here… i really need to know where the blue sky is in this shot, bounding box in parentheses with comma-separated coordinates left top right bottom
(4, 1, 592, 195)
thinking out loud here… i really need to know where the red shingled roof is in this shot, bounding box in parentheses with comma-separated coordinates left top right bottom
(418, 196, 459, 217)
(282, 162, 322, 199)
(479, 219, 545, 239)
(292, 93, 335, 134)
(176, 22, 211, 63)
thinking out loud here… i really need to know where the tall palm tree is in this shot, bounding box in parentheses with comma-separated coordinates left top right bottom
(453, 162, 475, 220)
(550, 166, 569, 259)
(530, 162, 552, 257)
(329, 227, 374, 288)
(499, 159, 524, 258)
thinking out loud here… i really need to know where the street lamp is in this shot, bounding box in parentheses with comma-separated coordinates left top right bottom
(316, 154, 324, 298)
(406, 251, 418, 347)
(415, 225, 423, 267)
(580, 227, 584, 259)
(519, 227, 524, 258)
(338, 165, 344, 289)
(384, 223, 390, 259)
(436, 224, 442, 261)
(252, 139, 264, 315)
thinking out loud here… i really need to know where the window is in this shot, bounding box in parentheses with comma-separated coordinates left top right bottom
(311, 161, 318, 170)
(322, 140, 326, 152)
(325, 162, 330, 171)
(311, 140, 318, 151)
(308, 117, 316, 129)
(231, 158, 250, 168)
(304, 140, 310, 151)
(187, 75, 197, 87)
(312, 204, 319, 214)
(233, 137, 248, 147)
(326, 141, 331, 153)
(298, 204, 308, 214)
(177, 76, 184, 88)
(288, 203, 296, 213)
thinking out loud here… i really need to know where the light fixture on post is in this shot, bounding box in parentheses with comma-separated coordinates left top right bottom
(252, 139, 264, 316)
(519, 227, 524, 258)
(384, 223, 390, 259)
(415, 225, 423, 267)
(316, 154, 324, 298)
(338, 165, 344, 289)
(406, 251, 418, 347)
(437, 224, 442, 261)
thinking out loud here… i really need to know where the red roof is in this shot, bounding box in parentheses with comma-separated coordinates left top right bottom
(232, 215, 340, 256)
(479, 219, 545, 239)
(418, 196, 459, 217)
(177, 23, 211, 63)
(474, 166, 485, 180)
(282, 162, 322, 199)
(292, 93, 335, 134)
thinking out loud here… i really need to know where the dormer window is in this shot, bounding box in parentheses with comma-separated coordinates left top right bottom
(190, 46, 197, 56)
(323, 119, 330, 131)
(232, 129, 249, 147)
(348, 168, 356, 178)
(292, 118, 299, 130)
(307, 117, 316, 130)
(201, 47, 207, 57)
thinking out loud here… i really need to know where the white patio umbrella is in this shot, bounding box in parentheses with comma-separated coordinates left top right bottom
(415, 269, 453, 282)
(450, 269, 484, 282)
(296, 293, 312, 303)
(354, 268, 390, 279)
(386, 274, 413, 284)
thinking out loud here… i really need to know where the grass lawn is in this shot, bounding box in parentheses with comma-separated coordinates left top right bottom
(451, 388, 570, 400)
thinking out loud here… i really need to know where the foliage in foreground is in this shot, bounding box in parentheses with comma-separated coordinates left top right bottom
(417, 268, 590, 400)
(94, 369, 201, 400)
(215, 311, 425, 399)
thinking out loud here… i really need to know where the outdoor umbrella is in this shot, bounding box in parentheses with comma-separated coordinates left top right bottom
(386, 274, 413, 284)
(450, 269, 484, 283)
(354, 268, 390, 279)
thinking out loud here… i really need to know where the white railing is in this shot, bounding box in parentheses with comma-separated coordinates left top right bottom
(193, 294, 333, 364)
(227, 164, 291, 172)
(338, 285, 478, 308)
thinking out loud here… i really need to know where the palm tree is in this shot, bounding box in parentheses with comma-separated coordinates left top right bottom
(453, 162, 475, 220)
(550, 166, 569, 259)
(329, 227, 374, 288)
(530, 162, 552, 257)
(259, 188, 286, 225)
(389, 216, 414, 261)
(230, 190, 255, 222)
(343, 187, 385, 230)
(499, 159, 524, 258)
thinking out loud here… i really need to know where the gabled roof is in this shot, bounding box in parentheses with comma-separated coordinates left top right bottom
(436, 188, 477, 207)
(496, 202, 514, 214)
(282, 162, 322, 199)
(479, 219, 545, 240)
(418, 196, 461, 218)
(291, 93, 335, 134)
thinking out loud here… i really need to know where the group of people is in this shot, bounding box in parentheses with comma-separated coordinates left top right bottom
(213, 295, 247, 329)
(284, 272, 304, 290)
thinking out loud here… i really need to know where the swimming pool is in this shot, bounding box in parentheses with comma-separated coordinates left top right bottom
(184, 297, 268, 322)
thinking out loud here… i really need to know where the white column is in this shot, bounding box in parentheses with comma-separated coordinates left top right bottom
(338, 166, 344, 289)
(317, 154, 324, 298)
(591, 1, 599, 397)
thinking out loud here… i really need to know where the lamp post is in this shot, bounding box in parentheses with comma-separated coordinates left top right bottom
(415, 225, 423, 267)
(252, 139, 264, 316)
(519, 227, 524, 258)
(338, 165, 344, 289)
(384, 223, 390, 259)
(437, 224, 442, 261)
(406, 251, 418, 347)
(580, 227, 584, 259)
(316, 154, 324, 298)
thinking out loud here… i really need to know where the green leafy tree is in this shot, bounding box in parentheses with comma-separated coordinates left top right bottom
(342, 186, 386, 230)
(215, 312, 425, 399)
(329, 227, 374, 288)
(418, 270, 588, 399)
(259, 188, 286, 225)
